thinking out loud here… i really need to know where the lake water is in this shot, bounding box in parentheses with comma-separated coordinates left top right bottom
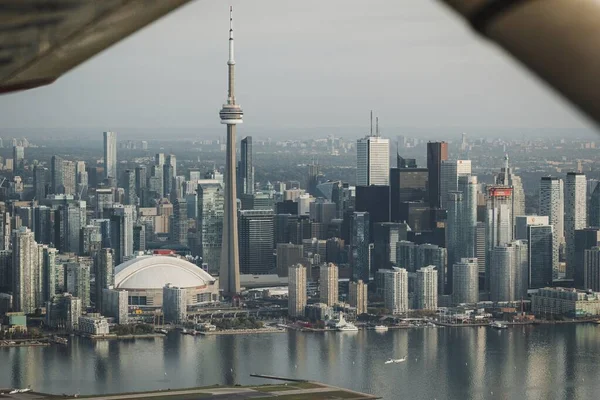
(1, 324, 600, 399)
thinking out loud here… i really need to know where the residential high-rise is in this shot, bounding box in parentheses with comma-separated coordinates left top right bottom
(33, 205, 52, 245)
(197, 181, 224, 274)
(108, 205, 134, 264)
(41, 246, 57, 304)
(380, 267, 408, 314)
(426, 141, 448, 208)
(452, 258, 479, 305)
(495, 154, 526, 231)
(485, 186, 513, 291)
(54, 201, 86, 254)
(528, 224, 554, 289)
(64, 262, 90, 308)
(574, 228, 600, 288)
(124, 169, 136, 205)
(219, 7, 244, 295)
(565, 172, 587, 279)
(489, 241, 528, 302)
(276, 243, 303, 277)
(415, 266, 438, 310)
(320, 263, 339, 306)
(350, 211, 370, 282)
(288, 263, 307, 317)
(475, 221, 486, 278)
(237, 136, 254, 196)
(166, 154, 177, 178)
(539, 176, 564, 279)
(163, 284, 187, 324)
(356, 115, 390, 186)
(51, 156, 76, 195)
(238, 210, 274, 274)
(306, 161, 320, 195)
(349, 279, 368, 315)
(101, 288, 128, 324)
(103, 131, 117, 182)
(95, 248, 114, 312)
(440, 160, 471, 210)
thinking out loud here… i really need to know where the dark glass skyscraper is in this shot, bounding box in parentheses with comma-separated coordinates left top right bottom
(528, 224, 554, 289)
(237, 136, 254, 196)
(426, 141, 448, 209)
(390, 167, 428, 222)
(239, 210, 274, 274)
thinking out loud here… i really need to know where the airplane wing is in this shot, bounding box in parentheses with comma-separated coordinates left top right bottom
(0, 0, 193, 93)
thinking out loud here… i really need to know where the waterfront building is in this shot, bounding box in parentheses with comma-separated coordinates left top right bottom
(288, 263, 307, 318)
(528, 225, 554, 289)
(452, 258, 479, 305)
(415, 266, 438, 310)
(489, 241, 528, 302)
(46, 293, 82, 332)
(380, 267, 408, 314)
(12, 227, 38, 313)
(78, 314, 110, 335)
(565, 172, 587, 279)
(101, 288, 129, 324)
(320, 262, 339, 306)
(349, 279, 368, 315)
(163, 284, 187, 324)
(532, 287, 600, 317)
(95, 248, 114, 312)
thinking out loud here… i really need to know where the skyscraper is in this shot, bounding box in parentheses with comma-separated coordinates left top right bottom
(320, 262, 339, 306)
(440, 159, 471, 210)
(108, 205, 134, 264)
(452, 258, 479, 305)
(198, 181, 224, 274)
(528, 224, 554, 289)
(12, 227, 38, 313)
(485, 186, 513, 291)
(584, 247, 600, 291)
(372, 222, 407, 272)
(64, 262, 91, 307)
(515, 215, 550, 240)
(124, 169, 136, 205)
(380, 267, 408, 314)
(166, 154, 177, 178)
(288, 263, 307, 317)
(350, 211, 370, 282)
(415, 266, 438, 310)
(495, 155, 526, 231)
(173, 198, 188, 246)
(590, 183, 600, 228)
(539, 176, 564, 279)
(349, 279, 368, 315)
(237, 136, 254, 196)
(219, 7, 243, 294)
(12, 145, 24, 174)
(573, 228, 600, 288)
(95, 248, 114, 312)
(489, 240, 528, 302)
(33, 166, 48, 201)
(356, 115, 390, 186)
(565, 172, 587, 279)
(389, 166, 428, 221)
(238, 210, 274, 274)
(163, 284, 187, 324)
(276, 243, 304, 277)
(427, 141, 448, 209)
(103, 131, 117, 182)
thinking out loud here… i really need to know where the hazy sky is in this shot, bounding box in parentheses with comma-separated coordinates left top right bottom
(0, 0, 594, 137)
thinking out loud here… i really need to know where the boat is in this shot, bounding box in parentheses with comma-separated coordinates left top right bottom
(334, 313, 359, 332)
(490, 321, 508, 329)
(157, 329, 168, 335)
(373, 325, 388, 332)
(9, 387, 31, 394)
(384, 357, 406, 365)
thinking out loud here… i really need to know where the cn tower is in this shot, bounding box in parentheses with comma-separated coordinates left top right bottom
(219, 6, 243, 295)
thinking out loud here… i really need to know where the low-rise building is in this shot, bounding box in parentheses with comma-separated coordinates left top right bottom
(305, 303, 334, 321)
(78, 313, 110, 335)
(532, 287, 600, 317)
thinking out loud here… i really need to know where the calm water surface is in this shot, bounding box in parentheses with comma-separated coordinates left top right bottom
(1, 325, 600, 399)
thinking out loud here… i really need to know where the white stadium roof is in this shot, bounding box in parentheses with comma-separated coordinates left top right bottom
(114, 255, 215, 290)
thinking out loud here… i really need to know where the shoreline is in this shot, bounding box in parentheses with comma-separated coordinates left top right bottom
(200, 328, 286, 336)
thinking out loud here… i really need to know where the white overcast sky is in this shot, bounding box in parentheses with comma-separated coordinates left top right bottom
(0, 0, 594, 138)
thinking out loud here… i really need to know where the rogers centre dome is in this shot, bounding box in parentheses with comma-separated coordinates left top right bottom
(114, 255, 219, 308)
